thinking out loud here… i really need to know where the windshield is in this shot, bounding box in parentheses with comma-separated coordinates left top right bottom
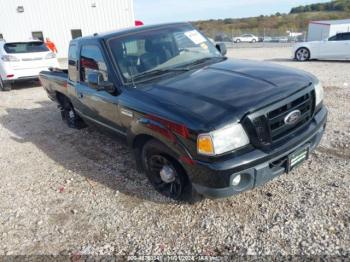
(4, 42, 49, 54)
(108, 25, 222, 83)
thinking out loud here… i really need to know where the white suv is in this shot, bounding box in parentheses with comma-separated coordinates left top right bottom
(233, 34, 259, 43)
(0, 40, 59, 91)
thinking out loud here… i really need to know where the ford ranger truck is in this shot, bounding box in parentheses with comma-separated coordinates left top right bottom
(39, 23, 327, 201)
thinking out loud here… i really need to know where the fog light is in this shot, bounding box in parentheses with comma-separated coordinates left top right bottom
(232, 175, 241, 186)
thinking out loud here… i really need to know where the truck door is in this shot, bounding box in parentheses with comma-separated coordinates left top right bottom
(75, 44, 124, 135)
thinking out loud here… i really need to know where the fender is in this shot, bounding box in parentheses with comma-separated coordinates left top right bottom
(126, 114, 195, 171)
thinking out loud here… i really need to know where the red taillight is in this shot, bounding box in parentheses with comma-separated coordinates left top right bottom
(146, 115, 190, 139)
(7, 74, 14, 78)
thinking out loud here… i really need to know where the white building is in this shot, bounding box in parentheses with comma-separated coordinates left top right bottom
(0, 0, 135, 57)
(308, 19, 350, 41)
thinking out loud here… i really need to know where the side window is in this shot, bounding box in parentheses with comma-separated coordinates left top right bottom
(329, 34, 342, 41)
(80, 45, 108, 85)
(343, 33, 350, 41)
(68, 44, 78, 82)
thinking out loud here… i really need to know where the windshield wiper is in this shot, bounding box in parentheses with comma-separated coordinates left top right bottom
(132, 68, 190, 81)
(184, 56, 226, 68)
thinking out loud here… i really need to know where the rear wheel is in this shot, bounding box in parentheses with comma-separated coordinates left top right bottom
(142, 140, 195, 201)
(0, 78, 11, 91)
(251, 39, 257, 43)
(295, 47, 310, 61)
(59, 95, 86, 129)
(235, 39, 241, 43)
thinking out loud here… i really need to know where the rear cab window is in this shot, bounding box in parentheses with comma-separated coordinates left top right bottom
(4, 42, 49, 53)
(68, 44, 79, 82)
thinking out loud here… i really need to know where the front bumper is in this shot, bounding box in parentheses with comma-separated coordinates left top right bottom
(190, 106, 328, 198)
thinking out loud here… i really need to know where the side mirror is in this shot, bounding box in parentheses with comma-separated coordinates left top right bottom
(87, 71, 100, 87)
(87, 71, 115, 94)
(216, 43, 227, 56)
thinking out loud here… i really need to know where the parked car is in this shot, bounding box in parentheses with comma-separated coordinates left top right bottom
(233, 34, 259, 43)
(0, 40, 58, 91)
(294, 32, 350, 61)
(262, 36, 273, 43)
(40, 22, 327, 201)
(277, 36, 289, 43)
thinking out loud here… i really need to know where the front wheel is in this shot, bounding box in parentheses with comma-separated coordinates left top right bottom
(295, 47, 310, 61)
(142, 140, 194, 201)
(251, 39, 257, 43)
(0, 78, 11, 91)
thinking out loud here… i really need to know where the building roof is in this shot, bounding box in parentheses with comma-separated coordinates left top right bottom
(310, 19, 350, 26)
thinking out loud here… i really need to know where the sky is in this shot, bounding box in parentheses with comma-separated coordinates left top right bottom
(134, 0, 331, 24)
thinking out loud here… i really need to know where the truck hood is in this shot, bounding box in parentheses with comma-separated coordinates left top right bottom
(140, 59, 315, 130)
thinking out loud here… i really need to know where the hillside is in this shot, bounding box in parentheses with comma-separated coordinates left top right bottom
(192, 1, 350, 38)
(291, 0, 350, 13)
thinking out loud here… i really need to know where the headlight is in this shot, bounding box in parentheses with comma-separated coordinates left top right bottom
(314, 81, 324, 107)
(197, 123, 250, 156)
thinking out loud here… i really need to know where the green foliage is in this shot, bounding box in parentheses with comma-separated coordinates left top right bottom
(290, 0, 350, 13)
(192, 1, 350, 38)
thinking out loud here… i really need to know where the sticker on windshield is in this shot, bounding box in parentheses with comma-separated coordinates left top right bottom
(184, 30, 207, 45)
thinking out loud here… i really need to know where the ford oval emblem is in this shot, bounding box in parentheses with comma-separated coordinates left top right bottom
(284, 110, 302, 125)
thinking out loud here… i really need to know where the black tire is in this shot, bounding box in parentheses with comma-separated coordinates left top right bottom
(59, 95, 86, 129)
(251, 39, 257, 43)
(295, 47, 310, 61)
(235, 39, 241, 43)
(141, 140, 197, 202)
(0, 78, 11, 92)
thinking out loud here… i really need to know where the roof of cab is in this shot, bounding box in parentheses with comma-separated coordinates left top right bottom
(72, 22, 191, 43)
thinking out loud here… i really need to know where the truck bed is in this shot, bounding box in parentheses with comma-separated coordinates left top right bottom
(39, 68, 69, 102)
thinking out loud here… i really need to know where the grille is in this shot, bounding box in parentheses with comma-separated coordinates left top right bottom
(267, 92, 314, 141)
(245, 90, 315, 148)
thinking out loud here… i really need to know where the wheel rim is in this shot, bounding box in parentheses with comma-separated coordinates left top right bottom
(69, 109, 75, 119)
(148, 155, 182, 199)
(67, 108, 76, 125)
(296, 48, 309, 61)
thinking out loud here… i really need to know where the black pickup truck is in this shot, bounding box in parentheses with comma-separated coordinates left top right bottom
(40, 23, 327, 201)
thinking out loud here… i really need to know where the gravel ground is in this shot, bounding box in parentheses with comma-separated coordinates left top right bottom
(0, 47, 349, 257)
